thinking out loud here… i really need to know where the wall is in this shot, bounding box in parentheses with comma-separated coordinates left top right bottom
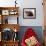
(19, 0, 44, 26)
(0, 0, 44, 26)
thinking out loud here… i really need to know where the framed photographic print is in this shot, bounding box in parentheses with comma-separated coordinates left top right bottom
(2, 16, 8, 24)
(2, 10, 9, 15)
(2, 16, 18, 24)
(23, 8, 36, 19)
(8, 16, 18, 24)
(9, 10, 18, 15)
(1, 28, 13, 41)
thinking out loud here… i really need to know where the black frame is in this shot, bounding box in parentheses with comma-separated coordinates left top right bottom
(23, 8, 36, 19)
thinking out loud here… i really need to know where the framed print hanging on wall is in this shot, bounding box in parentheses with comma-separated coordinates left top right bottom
(23, 8, 36, 19)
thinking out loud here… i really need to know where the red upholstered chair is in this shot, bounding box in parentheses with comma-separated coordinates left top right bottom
(21, 28, 41, 46)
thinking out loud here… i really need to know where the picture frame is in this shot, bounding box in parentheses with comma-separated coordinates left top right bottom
(2, 16, 18, 24)
(1, 28, 13, 41)
(2, 10, 9, 15)
(9, 10, 18, 15)
(8, 16, 18, 24)
(23, 8, 36, 19)
(2, 16, 8, 24)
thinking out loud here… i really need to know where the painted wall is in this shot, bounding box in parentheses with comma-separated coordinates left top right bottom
(0, 0, 44, 26)
(19, 0, 44, 26)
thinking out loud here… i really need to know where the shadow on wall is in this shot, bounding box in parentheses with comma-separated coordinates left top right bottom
(18, 26, 44, 44)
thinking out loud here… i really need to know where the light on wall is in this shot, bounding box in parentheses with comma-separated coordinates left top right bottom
(15, 0, 17, 7)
